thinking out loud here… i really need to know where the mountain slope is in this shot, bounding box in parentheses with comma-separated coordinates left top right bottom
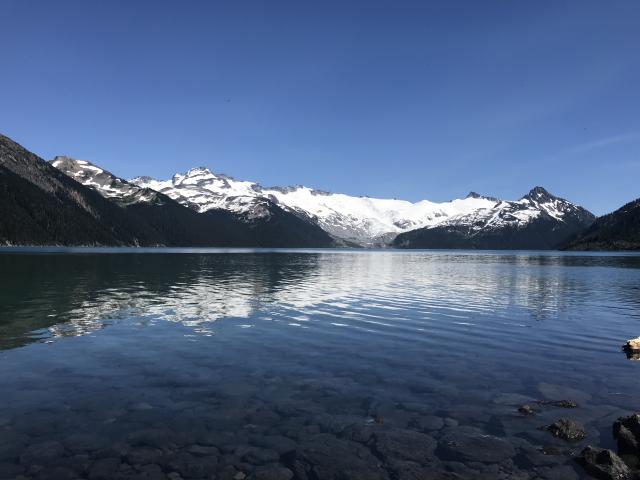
(563, 197, 640, 251)
(393, 187, 595, 250)
(51, 156, 335, 248)
(0, 135, 166, 246)
(131, 167, 497, 245)
(0, 136, 252, 248)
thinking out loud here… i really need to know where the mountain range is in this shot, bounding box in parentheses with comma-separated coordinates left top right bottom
(0, 135, 332, 248)
(1, 133, 637, 250)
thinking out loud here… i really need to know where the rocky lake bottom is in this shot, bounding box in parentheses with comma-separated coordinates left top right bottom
(1, 249, 640, 480)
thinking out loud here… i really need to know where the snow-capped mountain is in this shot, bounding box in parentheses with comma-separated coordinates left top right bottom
(130, 167, 497, 245)
(51, 156, 160, 205)
(434, 186, 593, 231)
(393, 187, 595, 249)
(49, 154, 594, 249)
(51, 157, 277, 221)
(50, 156, 336, 248)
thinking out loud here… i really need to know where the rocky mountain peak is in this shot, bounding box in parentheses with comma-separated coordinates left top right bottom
(51, 155, 75, 165)
(130, 175, 154, 184)
(522, 186, 555, 203)
(50, 155, 159, 203)
(466, 191, 500, 202)
(185, 167, 214, 177)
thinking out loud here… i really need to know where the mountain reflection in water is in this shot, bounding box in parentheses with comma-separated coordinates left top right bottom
(1, 249, 640, 479)
(3, 250, 640, 350)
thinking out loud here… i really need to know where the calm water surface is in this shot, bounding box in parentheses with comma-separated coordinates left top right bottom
(1, 249, 640, 480)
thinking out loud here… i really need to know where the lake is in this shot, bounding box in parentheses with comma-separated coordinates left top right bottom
(1, 249, 640, 480)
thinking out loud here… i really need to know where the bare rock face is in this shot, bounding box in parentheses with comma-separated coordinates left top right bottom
(578, 446, 631, 480)
(614, 413, 640, 455)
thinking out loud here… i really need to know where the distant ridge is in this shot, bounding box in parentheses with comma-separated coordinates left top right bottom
(0, 134, 334, 247)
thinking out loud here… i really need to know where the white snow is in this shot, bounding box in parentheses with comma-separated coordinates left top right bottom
(130, 167, 499, 242)
(52, 158, 579, 245)
(51, 157, 156, 203)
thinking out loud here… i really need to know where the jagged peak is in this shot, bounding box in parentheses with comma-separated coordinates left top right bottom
(466, 191, 500, 202)
(50, 156, 96, 168)
(522, 186, 556, 202)
(51, 155, 74, 163)
(175, 167, 241, 183)
(129, 175, 155, 183)
(184, 166, 214, 177)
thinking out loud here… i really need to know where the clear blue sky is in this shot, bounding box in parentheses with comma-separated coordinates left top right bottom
(2, 1, 639, 215)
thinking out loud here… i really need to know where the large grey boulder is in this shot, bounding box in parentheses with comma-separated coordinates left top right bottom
(614, 413, 640, 455)
(578, 446, 632, 480)
(542, 418, 587, 442)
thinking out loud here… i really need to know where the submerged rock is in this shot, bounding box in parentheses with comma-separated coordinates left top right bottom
(578, 446, 631, 480)
(372, 429, 437, 464)
(407, 415, 445, 432)
(537, 383, 591, 403)
(536, 464, 580, 480)
(248, 435, 297, 455)
(88, 457, 121, 480)
(437, 427, 516, 463)
(518, 405, 537, 416)
(186, 444, 221, 457)
(167, 451, 219, 479)
(19, 441, 65, 465)
(613, 413, 640, 455)
(249, 465, 294, 480)
(541, 419, 587, 442)
(0, 463, 24, 479)
(285, 435, 388, 480)
(126, 446, 164, 466)
(537, 400, 578, 409)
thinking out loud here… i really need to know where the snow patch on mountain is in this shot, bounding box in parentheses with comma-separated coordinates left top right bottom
(434, 186, 590, 234)
(51, 157, 592, 247)
(130, 167, 497, 243)
(51, 156, 158, 204)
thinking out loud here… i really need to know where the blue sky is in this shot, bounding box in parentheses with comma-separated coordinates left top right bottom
(2, 1, 639, 215)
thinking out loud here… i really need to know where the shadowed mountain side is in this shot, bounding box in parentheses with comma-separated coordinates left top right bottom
(563, 197, 640, 251)
(393, 188, 595, 250)
(0, 135, 335, 247)
(392, 217, 586, 250)
(0, 135, 161, 246)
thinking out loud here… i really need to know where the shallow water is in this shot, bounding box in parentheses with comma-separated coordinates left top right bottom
(1, 249, 640, 480)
